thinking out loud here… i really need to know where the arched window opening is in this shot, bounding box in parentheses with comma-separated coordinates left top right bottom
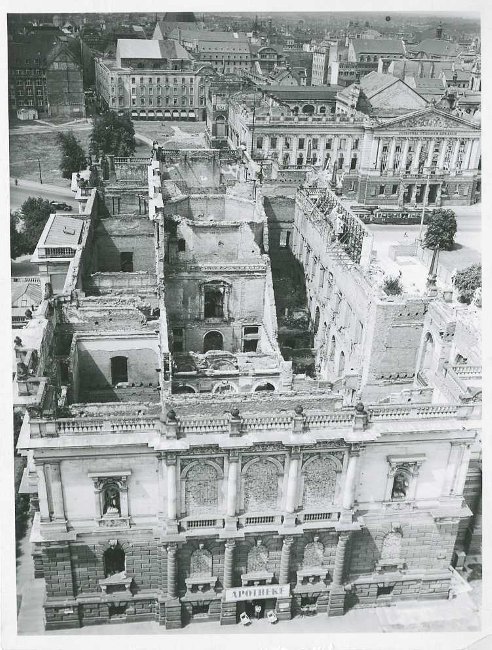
(111, 356, 128, 385)
(391, 469, 410, 500)
(302, 104, 315, 115)
(173, 384, 196, 394)
(104, 543, 125, 577)
(421, 332, 434, 372)
(204, 285, 224, 318)
(177, 238, 186, 252)
(254, 382, 275, 392)
(329, 336, 336, 362)
(338, 351, 346, 376)
(243, 459, 278, 512)
(203, 330, 223, 352)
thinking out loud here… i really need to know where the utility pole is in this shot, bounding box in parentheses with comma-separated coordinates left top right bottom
(38, 158, 43, 184)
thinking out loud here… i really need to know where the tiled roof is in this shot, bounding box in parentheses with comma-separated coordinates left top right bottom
(117, 38, 191, 61)
(410, 39, 462, 57)
(44, 216, 83, 247)
(11, 282, 42, 307)
(359, 72, 398, 98)
(261, 84, 342, 100)
(351, 39, 405, 55)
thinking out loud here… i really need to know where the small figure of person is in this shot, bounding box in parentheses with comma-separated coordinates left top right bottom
(254, 604, 261, 619)
(14, 178, 18, 186)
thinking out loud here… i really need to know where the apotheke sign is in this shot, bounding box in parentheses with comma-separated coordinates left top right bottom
(223, 584, 290, 603)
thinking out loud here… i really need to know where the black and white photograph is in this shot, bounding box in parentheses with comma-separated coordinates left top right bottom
(1, 4, 487, 650)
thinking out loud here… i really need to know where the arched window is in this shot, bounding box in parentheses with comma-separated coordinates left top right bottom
(381, 530, 403, 561)
(111, 356, 128, 384)
(172, 384, 196, 394)
(184, 462, 219, 515)
(391, 469, 410, 500)
(243, 459, 278, 512)
(319, 105, 326, 114)
(329, 336, 336, 362)
(302, 457, 338, 507)
(302, 104, 315, 115)
(104, 543, 125, 577)
(215, 115, 226, 137)
(204, 330, 223, 352)
(254, 382, 275, 392)
(190, 544, 212, 576)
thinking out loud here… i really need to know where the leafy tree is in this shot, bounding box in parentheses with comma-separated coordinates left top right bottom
(453, 263, 481, 304)
(19, 197, 53, 254)
(88, 165, 103, 188)
(383, 275, 403, 296)
(10, 212, 27, 259)
(57, 132, 87, 179)
(423, 209, 457, 251)
(90, 111, 136, 158)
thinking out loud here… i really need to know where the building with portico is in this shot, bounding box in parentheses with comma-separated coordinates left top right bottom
(14, 144, 481, 631)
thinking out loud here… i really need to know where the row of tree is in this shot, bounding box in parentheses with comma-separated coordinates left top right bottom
(58, 112, 136, 179)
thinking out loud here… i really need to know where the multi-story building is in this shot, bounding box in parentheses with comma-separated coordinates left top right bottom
(15, 149, 481, 631)
(225, 82, 481, 207)
(95, 38, 216, 120)
(8, 33, 86, 118)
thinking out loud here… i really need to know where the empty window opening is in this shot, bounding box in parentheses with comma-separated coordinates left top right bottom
(204, 286, 224, 318)
(111, 356, 128, 385)
(243, 325, 260, 353)
(377, 585, 394, 597)
(177, 238, 186, 252)
(104, 543, 125, 577)
(120, 252, 133, 272)
(204, 330, 224, 352)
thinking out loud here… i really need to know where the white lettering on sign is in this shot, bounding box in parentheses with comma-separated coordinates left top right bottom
(223, 584, 290, 603)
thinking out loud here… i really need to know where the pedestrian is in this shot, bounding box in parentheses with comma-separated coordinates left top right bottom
(254, 604, 261, 619)
(14, 178, 18, 186)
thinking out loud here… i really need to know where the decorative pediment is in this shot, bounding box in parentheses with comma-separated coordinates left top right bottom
(376, 109, 480, 132)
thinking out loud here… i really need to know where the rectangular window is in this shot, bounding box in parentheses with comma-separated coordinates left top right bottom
(391, 184, 398, 195)
(120, 252, 133, 272)
(243, 326, 260, 353)
(312, 138, 319, 150)
(132, 87, 136, 95)
(377, 585, 394, 597)
(298, 138, 305, 149)
(172, 328, 184, 353)
(148, 86, 153, 94)
(370, 186, 377, 197)
(379, 185, 385, 195)
(270, 137, 277, 149)
(256, 137, 263, 149)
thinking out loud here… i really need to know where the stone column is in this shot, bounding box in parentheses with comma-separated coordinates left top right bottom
(279, 536, 294, 584)
(442, 442, 462, 495)
(450, 139, 461, 172)
(328, 531, 351, 617)
(285, 451, 300, 514)
(342, 447, 360, 511)
(157, 453, 166, 520)
(469, 139, 481, 170)
(426, 138, 436, 169)
(464, 139, 474, 170)
(451, 443, 472, 496)
(166, 453, 178, 532)
(223, 539, 236, 589)
(167, 543, 178, 598)
(400, 138, 410, 173)
(226, 453, 239, 517)
(375, 137, 383, 170)
(411, 140, 423, 174)
(48, 462, 66, 521)
(387, 137, 397, 172)
(437, 138, 448, 170)
(36, 464, 50, 522)
(344, 137, 352, 171)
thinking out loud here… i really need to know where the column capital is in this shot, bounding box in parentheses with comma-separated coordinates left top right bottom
(349, 443, 364, 457)
(166, 542, 178, 554)
(337, 530, 352, 544)
(282, 535, 294, 547)
(225, 539, 236, 550)
(166, 452, 177, 466)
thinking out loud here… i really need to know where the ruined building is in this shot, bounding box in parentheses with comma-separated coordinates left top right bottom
(15, 144, 480, 630)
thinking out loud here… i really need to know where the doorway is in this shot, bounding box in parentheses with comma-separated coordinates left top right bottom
(111, 356, 128, 385)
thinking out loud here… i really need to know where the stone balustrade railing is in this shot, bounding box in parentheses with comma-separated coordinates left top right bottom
(28, 401, 480, 440)
(452, 365, 481, 378)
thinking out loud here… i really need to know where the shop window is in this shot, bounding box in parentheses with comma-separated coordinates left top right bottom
(120, 252, 133, 272)
(104, 543, 125, 577)
(111, 356, 128, 385)
(192, 603, 209, 618)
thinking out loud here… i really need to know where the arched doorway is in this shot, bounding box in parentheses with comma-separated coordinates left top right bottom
(203, 331, 224, 352)
(215, 115, 226, 137)
(302, 104, 315, 115)
(314, 306, 320, 334)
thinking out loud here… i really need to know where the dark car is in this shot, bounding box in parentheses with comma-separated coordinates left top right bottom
(49, 201, 73, 211)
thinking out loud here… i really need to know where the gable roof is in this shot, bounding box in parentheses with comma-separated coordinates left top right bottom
(358, 71, 399, 98)
(117, 38, 190, 61)
(11, 282, 42, 307)
(410, 39, 462, 57)
(351, 38, 405, 55)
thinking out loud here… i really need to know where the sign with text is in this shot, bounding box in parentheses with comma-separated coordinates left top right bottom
(223, 584, 290, 603)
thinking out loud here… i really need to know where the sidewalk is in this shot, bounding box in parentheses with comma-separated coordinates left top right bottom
(10, 177, 73, 198)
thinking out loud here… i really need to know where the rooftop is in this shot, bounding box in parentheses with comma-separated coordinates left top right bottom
(116, 38, 191, 61)
(44, 215, 83, 247)
(351, 38, 405, 55)
(174, 29, 249, 43)
(410, 39, 463, 58)
(261, 84, 342, 100)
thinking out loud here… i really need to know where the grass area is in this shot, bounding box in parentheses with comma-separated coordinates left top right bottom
(133, 121, 174, 139)
(176, 121, 206, 134)
(9, 129, 151, 186)
(9, 130, 91, 187)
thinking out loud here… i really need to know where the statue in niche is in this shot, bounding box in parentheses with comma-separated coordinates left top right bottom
(16, 362, 28, 381)
(391, 470, 409, 500)
(103, 484, 121, 516)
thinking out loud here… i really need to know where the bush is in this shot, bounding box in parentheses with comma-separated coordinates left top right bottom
(383, 275, 403, 296)
(424, 209, 457, 251)
(454, 263, 482, 304)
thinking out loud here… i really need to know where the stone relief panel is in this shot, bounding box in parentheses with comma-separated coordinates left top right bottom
(381, 531, 403, 560)
(243, 459, 278, 512)
(184, 462, 219, 515)
(247, 542, 269, 572)
(302, 457, 338, 508)
(190, 546, 213, 576)
(303, 538, 324, 568)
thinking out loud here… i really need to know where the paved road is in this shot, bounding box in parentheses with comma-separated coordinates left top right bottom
(10, 180, 77, 212)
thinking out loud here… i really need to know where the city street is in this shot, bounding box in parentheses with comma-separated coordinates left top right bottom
(9, 178, 77, 212)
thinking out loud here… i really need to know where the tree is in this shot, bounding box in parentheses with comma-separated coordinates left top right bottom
(90, 111, 136, 158)
(57, 132, 87, 179)
(423, 209, 457, 251)
(10, 212, 27, 259)
(453, 263, 481, 304)
(19, 197, 53, 254)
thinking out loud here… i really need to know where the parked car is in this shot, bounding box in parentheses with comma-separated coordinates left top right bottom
(239, 612, 251, 626)
(49, 201, 73, 211)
